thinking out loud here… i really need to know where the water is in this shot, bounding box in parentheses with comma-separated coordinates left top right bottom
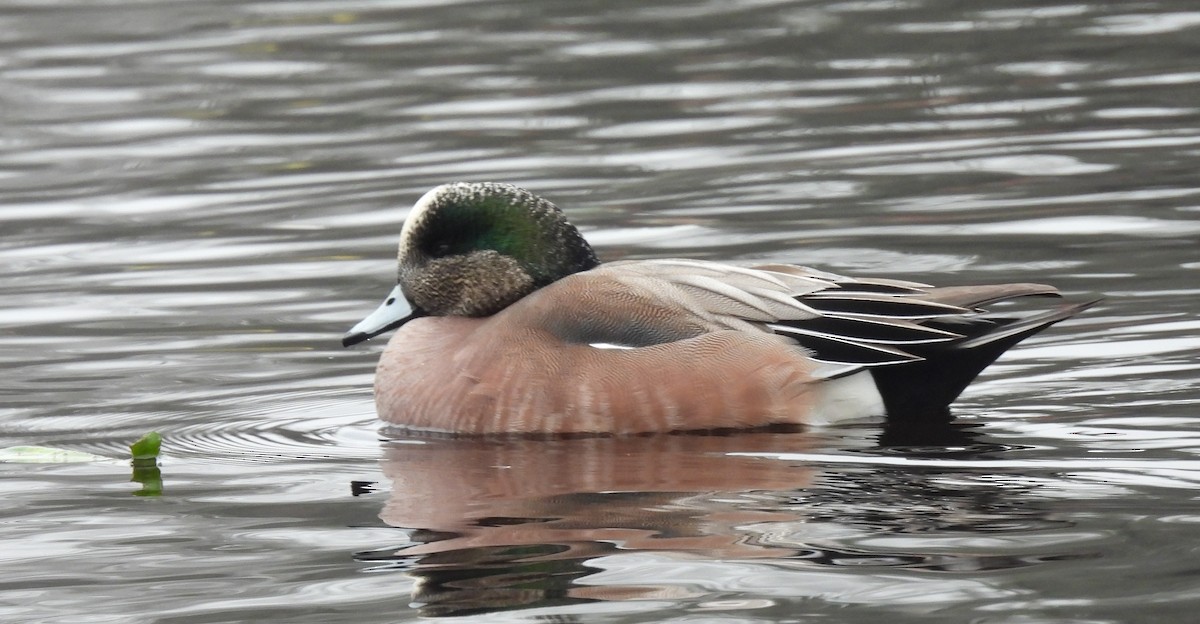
(2, 0, 1199, 622)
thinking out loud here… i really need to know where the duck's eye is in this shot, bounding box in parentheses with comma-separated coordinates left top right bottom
(420, 237, 462, 258)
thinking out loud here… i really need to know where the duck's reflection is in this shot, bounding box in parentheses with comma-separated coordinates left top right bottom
(359, 427, 1071, 617)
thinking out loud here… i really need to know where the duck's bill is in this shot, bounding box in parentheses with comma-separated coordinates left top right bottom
(343, 285, 419, 347)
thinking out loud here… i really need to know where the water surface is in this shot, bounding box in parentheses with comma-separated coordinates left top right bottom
(2, 0, 1199, 622)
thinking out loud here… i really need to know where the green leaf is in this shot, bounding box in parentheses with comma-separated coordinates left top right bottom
(130, 431, 162, 461)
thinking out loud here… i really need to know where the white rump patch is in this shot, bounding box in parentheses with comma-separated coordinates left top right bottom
(807, 371, 885, 426)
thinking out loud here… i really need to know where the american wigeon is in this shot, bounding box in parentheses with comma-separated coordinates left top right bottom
(344, 182, 1095, 436)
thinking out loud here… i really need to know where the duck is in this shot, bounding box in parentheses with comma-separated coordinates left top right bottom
(344, 182, 1094, 436)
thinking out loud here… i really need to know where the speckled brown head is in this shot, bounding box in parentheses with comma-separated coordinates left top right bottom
(397, 182, 600, 316)
(343, 182, 599, 346)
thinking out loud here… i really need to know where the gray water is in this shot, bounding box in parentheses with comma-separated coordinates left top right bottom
(3, 0, 1199, 622)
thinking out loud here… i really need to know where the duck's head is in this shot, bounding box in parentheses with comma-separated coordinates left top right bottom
(343, 182, 599, 346)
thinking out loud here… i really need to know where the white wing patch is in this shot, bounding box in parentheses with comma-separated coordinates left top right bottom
(588, 342, 636, 350)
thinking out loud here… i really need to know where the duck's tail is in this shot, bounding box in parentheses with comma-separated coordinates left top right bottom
(868, 291, 1099, 422)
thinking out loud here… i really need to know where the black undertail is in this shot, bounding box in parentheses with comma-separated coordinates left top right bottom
(770, 286, 1098, 421)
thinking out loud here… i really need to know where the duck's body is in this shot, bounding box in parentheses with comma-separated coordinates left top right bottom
(345, 183, 1093, 436)
(374, 262, 892, 435)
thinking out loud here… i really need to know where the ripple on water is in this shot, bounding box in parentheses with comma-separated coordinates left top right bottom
(3, 0, 1200, 622)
